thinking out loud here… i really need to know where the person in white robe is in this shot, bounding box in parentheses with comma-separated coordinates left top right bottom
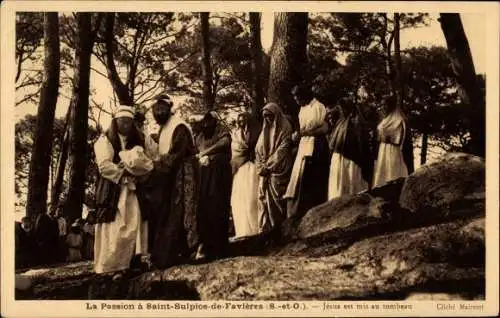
(284, 84, 330, 219)
(93, 105, 154, 277)
(373, 97, 413, 188)
(230, 112, 261, 238)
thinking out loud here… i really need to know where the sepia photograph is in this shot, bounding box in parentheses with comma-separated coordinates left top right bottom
(1, 1, 498, 317)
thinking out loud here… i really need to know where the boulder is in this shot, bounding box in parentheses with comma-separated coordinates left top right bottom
(160, 217, 484, 300)
(399, 153, 485, 219)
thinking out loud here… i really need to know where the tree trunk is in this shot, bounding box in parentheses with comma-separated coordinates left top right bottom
(50, 106, 72, 212)
(267, 12, 308, 128)
(250, 12, 264, 120)
(64, 13, 94, 223)
(393, 13, 404, 108)
(104, 13, 133, 106)
(439, 13, 485, 157)
(25, 13, 60, 219)
(420, 132, 428, 165)
(200, 12, 214, 110)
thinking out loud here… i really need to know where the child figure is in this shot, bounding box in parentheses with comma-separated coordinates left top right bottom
(66, 220, 83, 262)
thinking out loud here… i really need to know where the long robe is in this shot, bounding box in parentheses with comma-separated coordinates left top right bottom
(144, 115, 198, 269)
(93, 134, 152, 274)
(196, 125, 232, 259)
(284, 98, 330, 219)
(373, 111, 410, 188)
(255, 103, 293, 233)
(230, 117, 261, 238)
(328, 109, 373, 200)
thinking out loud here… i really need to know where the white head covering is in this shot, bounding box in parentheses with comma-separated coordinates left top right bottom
(114, 105, 135, 119)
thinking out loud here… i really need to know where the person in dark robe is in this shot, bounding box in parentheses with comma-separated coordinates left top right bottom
(195, 112, 232, 261)
(284, 83, 330, 220)
(141, 94, 199, 269)
(34, 211, 60, 265)
(15, 217, 35, 269)
(327, 95, 373, 199)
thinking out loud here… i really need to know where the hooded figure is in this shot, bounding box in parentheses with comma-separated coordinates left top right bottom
(230, 112, 261, 238)
(372, 96, 413, 188)
(255, 103, 293, 233)
(195, 111, 232, 261)
(327, 96, 373, 199)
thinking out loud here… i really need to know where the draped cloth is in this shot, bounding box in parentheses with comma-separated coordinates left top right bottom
(284, 99, 329, 219)
(93, 134, 152, 274)
(328, 108, 373, 199)
(284, 98, 327, 199)
(372, 109, 409, 188)
(143, 115, 198, 269)
(255, 103, 293, 233)
(230, 114, 261, 238)
(196, 124, 232, 259)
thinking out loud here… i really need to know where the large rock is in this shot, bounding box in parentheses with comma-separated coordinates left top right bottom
(399, 153, 485, 218)
(160, 217, 484, 300)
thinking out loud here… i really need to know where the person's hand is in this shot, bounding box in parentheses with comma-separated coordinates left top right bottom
(199, 155, 210, 166)
(291, 131, 300, 142)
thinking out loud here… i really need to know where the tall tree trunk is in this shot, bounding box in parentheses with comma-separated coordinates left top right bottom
(64, 13, 94, 223)
(267, 12, 308, 128)
(394, 13, 414, 174)
(25, 13, 60, 219)
(439, 13, 485, 157)
(50, 106, 71, 212)
(104, 13, 133, 106)
(420, 132, 428, 165)
(200, 12, 214, 110)
(393, 13, 404, 108)
(249, 12, 264, 120)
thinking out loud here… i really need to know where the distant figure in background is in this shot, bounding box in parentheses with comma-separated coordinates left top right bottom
(195, 112, 232, 261)
(144, 94, 199, 269)
(82, 213, 96, 260)
(255, 103, 293, 234)
(373, 96, 413, 188)
(66, 220, 83, 262)
(328, 94, 373, 199)
(15, 217, 35, 269)
(56, 206, 68, 262)
(284, 84, 330, 219)
(134, 110, 159, 161)
(230, 112, 261, 238)
(34, 211, 60, 265)
(93, 105, 153, 278)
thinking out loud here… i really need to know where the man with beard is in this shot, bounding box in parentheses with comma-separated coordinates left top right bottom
(195, 112, 232, 261)
(143, 94, 199, 269)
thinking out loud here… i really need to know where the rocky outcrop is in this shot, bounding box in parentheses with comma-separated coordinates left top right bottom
(399, 153, 485, 218)
(16, 153, 485, 300)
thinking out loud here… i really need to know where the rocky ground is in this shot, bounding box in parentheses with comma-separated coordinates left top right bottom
(15, 153, 485, 301)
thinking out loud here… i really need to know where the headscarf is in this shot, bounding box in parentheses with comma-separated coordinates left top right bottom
(255, 103, 292, 162)
(377, 101, 407, 145)
(231, 112, 261, 173)
(329, 102, 373, 184)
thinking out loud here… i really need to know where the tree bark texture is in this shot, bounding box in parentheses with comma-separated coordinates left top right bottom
(64, 13, 94, 223)
(250, 12, 264, 120)
(439, 13, 485, 157)
(267, 13, 308, 127)
(421, 132, 428, 165)
(200, 12, 214, 110)
(104, 13, 133, 106)
(50, 106, 71, 211)
(26, 13, 60, 219)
